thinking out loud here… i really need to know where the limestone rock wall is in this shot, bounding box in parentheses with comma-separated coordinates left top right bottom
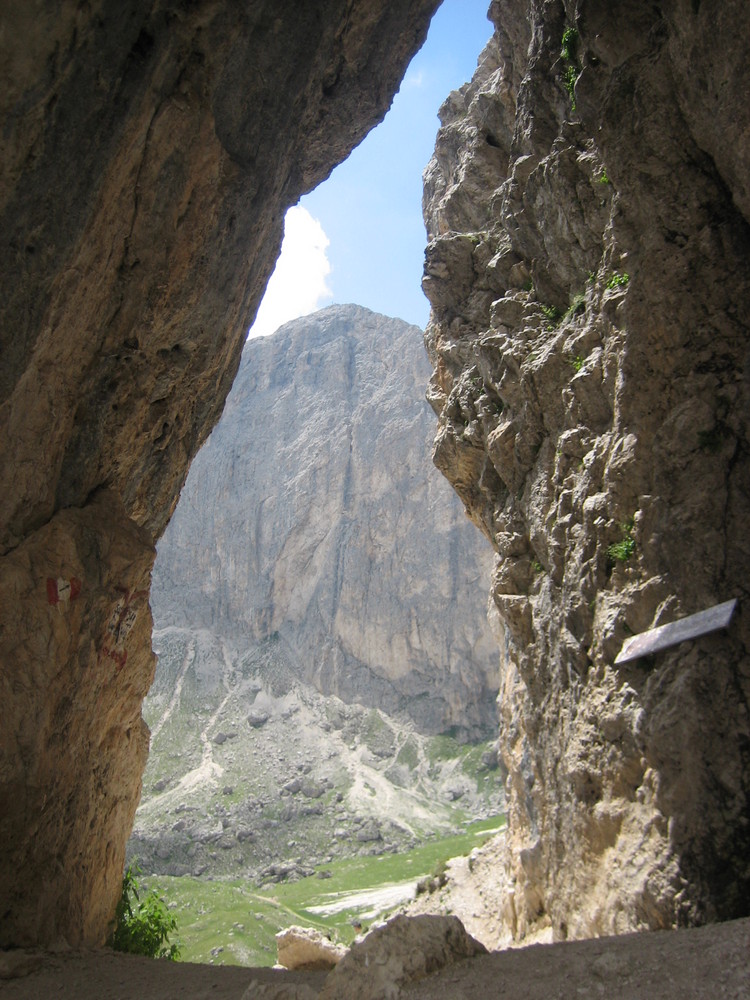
(152, 305, 498, 739)
(0, 0, 440, 948)
(422, 0, 750, 939)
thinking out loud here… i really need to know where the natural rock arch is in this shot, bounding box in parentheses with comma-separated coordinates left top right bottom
(2, 0, 749, 955)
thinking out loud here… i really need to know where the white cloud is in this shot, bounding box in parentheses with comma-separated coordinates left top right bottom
(247, 206, 333, 339)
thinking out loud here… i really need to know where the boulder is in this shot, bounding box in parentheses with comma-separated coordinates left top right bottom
(276, 925, 346, 972)
(319, 914, 486, 999)
(247, 709, 270, 728)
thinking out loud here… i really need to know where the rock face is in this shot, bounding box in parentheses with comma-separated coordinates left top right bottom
(152, 305, 498, 738)
(422, 0, 750, 940)
(0, 0, 441, 948)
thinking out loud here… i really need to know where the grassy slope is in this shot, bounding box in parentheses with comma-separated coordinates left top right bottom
(147, 815, 506, 967)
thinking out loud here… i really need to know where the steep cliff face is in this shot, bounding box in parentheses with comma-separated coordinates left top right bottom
(0, 0, 441, 948)
(152, 305, 498, 738)
(423, 0, 750, 940)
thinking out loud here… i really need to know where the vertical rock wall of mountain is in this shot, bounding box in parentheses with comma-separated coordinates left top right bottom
(0, 0, 441, 948)
(423, 0, 750, 939)
(152, 305, 499, 739)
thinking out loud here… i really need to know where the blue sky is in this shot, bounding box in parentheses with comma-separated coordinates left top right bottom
(248, 0, 493, 338)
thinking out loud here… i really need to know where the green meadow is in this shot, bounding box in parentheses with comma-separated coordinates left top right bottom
(146, 814, 506, 967)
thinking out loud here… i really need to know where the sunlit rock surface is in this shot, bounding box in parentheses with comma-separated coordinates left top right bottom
(422, 0, 750, 940)
(153, 305, 498, 739)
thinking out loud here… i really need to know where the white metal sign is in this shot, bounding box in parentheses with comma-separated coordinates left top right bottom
(615, 599, 738, 665)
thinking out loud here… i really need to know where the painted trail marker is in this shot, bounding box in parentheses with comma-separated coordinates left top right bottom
(615, 599, 738, 665)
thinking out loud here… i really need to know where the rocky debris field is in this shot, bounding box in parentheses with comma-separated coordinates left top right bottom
(128, 627, 504, 881)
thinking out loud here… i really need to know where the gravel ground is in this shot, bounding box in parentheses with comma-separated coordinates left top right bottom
(1, 917, 748, 999)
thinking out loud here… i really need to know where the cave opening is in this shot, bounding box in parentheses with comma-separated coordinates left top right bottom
(123, 0, 503, 968)
(5, 0, 749, 978)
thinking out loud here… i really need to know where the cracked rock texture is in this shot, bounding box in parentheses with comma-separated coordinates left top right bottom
(0, 0, 440, 948)
(423, 0, 750, 940)
(152, 305, 498, 739)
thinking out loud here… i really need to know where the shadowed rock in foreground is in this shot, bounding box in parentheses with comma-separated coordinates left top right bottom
(1, 915, 748, 999)
(0, 0, 440, 948)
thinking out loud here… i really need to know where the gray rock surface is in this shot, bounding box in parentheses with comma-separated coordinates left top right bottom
(318, 914, 486, 1000)
(152, 305, 499, 739)
(422, 0, 750, 941)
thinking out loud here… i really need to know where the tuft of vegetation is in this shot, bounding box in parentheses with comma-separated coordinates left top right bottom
(597, 169, 610, 184)
(565, 292, 586, 320)
(560, 26, 580, 110)
(112, 863, 181, 960)
(416, 859, 449, 897)
(569, 355, 585, 373)
(607, 519, 636, 564)
(541, 303, 562, 328)
(561, 26, 579, 63)
(606, 271, 630, 290)
(361, 709, 396, 758)
(395, 736, 419, 770)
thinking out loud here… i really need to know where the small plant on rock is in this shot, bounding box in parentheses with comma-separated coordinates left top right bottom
(112, 862, 180, 960)
(607, 519, 635, 564)
(606, 271, 630, 290)
(565, 292, 586, 320)
(560, 26, 580, 110)
(541, 303, 562, 328)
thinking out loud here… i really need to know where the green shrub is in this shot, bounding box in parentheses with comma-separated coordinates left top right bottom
(565, 292, 586, 320)
(112, 863, 181, 960)
(606, 271, 630, 290)
(570, 355, 585, 373)
(560, 26, 580, 109)
(607, 520, 636, 564)
(541, 303, 562, 328)
(561, 26, 579, 63)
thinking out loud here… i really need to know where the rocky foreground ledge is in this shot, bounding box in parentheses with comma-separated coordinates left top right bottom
(2, 914, 748, 999)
